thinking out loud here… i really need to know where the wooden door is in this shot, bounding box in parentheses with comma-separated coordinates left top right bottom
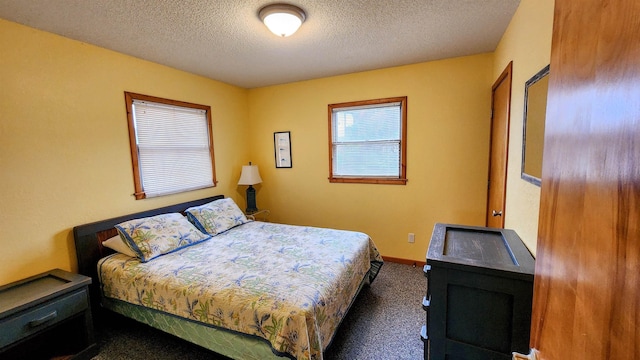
(530, 1, 640, 359)
(486, 62, 512, 228)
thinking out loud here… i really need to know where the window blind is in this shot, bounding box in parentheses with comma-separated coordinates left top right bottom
(332, 102, 402, 177)
(132, 99, 214, 197)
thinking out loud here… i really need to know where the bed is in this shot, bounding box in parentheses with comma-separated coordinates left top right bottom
(73, 195, 383, 360)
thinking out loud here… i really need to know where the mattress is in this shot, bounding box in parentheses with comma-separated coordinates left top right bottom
(98, 221, 383, 360)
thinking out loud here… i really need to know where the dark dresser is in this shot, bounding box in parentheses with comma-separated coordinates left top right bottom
(421, 223, 535, 360)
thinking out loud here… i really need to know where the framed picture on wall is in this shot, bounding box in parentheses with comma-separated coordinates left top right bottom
(274, 131, 292, 168)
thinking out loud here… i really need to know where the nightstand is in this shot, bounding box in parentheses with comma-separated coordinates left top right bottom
(0, 269, 98, 360)
(247, 209, 270, 222)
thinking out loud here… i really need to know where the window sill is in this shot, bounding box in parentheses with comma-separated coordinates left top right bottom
(328, 177, 408, 185)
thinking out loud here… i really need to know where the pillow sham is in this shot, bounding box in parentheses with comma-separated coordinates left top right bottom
(115, 213, 211, 262)
(185, 198, 249, 235)
(103, 235, 137, 258)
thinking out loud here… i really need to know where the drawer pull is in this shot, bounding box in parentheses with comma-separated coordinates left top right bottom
(423, 264, 431, 276)
(422, 296, 430, 310)
(28, 311, 58, 328)
(420, 324, 429, 341)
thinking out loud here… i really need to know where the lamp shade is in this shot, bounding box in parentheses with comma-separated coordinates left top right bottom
(238, 164, 262, 185)
(259, 4, 306, 37)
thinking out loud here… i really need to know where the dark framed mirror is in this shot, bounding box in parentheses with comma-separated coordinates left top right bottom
(521, 65, 549, 186)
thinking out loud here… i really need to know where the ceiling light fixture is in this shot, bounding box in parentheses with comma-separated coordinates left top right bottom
(259, 3, 306, 37)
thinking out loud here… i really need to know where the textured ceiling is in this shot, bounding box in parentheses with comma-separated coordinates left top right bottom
(0, 0, 520, 88)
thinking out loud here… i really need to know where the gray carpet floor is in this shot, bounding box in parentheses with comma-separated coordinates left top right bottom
(92, 262, 426, 360)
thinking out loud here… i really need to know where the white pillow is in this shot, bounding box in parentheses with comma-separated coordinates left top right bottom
(103, 235, 137, 258)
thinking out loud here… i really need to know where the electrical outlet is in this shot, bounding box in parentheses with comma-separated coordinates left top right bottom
(408, 233, 415, 243)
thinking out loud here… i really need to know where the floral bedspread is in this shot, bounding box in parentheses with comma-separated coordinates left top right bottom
(98, 221, 383, 360)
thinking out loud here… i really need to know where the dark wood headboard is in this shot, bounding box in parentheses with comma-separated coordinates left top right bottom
(73, 195, 224, 306)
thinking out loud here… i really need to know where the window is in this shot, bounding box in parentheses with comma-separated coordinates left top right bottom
(328, 96, 408, 185)
(124, 92, 217, 199)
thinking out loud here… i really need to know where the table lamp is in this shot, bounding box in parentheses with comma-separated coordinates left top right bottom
(237, 162, 262, 214)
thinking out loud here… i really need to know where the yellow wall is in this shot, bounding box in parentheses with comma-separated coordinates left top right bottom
(0, 0, 555, 285)
(0, 19, 249, 285)
(493, 0, 555, 255)
(247, 54, 494, 262)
